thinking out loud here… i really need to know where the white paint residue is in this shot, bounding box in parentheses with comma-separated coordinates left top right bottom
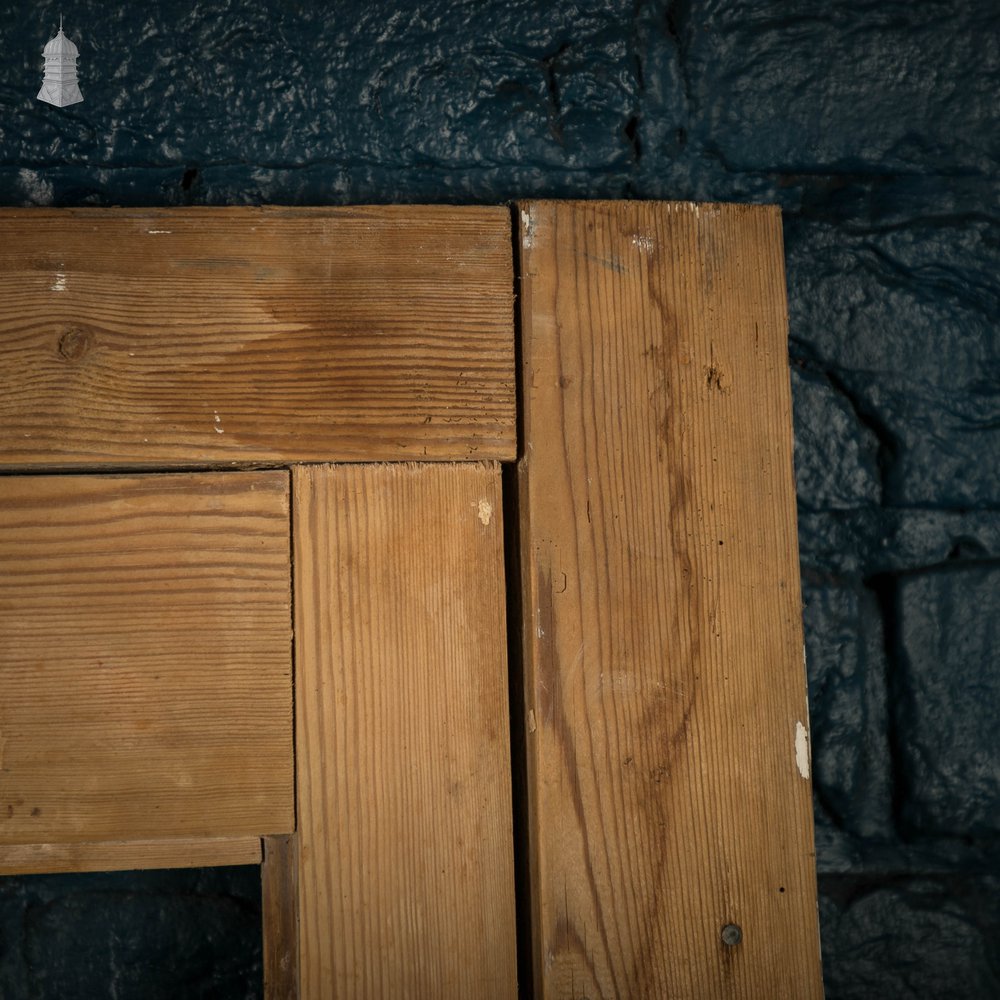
(213, 411, 224, 434)
(51, 272, 67, 292)
(520, 207, 535, 249)
(527, 709, 537, 734)
(795, 720, 811, 779)
(536, 625, 545, 639)
(477, 498, 493, 526)
(147, 229, 172, 235)
(631, 233, 656, 254)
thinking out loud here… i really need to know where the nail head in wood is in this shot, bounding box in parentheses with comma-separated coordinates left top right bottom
(721, 923, 743, 947)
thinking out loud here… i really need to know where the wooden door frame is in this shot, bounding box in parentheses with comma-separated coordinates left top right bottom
(0, 201, 823, 998)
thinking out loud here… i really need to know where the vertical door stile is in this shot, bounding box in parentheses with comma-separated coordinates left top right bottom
(515, 200, 823, 998)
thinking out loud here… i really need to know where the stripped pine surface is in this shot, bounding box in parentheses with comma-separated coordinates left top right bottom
(293, 463, 517, 1000)
(0, 837, 262, 876)
(0, 206, 514, 467)
(0, 472, 294, 844)
(517, 201, 823, 998)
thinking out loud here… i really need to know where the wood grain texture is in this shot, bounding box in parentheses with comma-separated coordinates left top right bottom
(517, 201, 823, 998)
(263, 834, 300, 1000)
(0, 206, 514, 467)
(293, 463, 517, 1000)
(0, 471, 294, 843)
(0, 837, 262, 875)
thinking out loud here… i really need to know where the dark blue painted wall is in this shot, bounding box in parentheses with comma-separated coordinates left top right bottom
(1, 2, 998, 996)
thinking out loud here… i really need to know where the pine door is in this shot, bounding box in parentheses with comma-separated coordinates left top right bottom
(0, 203, 823, 999)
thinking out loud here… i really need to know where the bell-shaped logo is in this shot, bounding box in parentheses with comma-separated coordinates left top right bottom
(38, 16, 83, 108)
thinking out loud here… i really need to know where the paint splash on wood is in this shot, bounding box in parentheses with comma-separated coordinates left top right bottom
(795, 720, 811, 779)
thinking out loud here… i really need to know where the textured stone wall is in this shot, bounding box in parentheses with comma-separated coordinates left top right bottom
(0, 867, 262, 997)
(1, 1, 997, 996)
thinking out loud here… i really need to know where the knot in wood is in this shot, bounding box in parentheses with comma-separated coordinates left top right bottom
(57, 327, 92, 361)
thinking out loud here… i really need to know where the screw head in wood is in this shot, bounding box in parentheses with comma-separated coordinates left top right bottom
(721, 923, 743, 946)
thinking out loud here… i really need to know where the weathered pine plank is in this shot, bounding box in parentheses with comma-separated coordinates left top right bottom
(517, 201, 823, 998)
(293, 463, 517, 999)
(0, 206, 514, 467)
(0, 472, 294, 843)
(263, 834, 300, 1000)
(0, 837, 262, 875)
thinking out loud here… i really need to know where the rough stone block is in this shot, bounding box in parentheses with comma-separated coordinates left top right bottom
(853, 375, 1000, 509)
(0, 2, 640, 207)
(792, 368, 881, 511)
(818, 876, 1000, 1000)
(798, 508, 1000, 578)
(785, 214, 1000, 507)
(802, 578, 893, 852)
(897, 566, 1000, 837)
(684, 0, 1000, 174)
(785, 216, 999, 385)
